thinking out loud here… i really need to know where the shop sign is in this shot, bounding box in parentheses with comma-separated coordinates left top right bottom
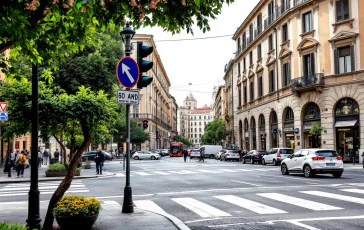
(284, 127, 294, 132)
(285, 134, 294, 137)
(303, 126, 311, 130)
(334, 120, 357, 127)
(294, 128, 299, 134)
(273, 129, 277, 134)
(338, 128, 351, 132)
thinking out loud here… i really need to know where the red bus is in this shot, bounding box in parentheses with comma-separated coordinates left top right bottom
(170, 142, 184, 157)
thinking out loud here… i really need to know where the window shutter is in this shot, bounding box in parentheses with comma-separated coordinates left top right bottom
(336, 0, 342, 22)
(334, 48, 339, 74)
(311, 53, 315, 75)
(303, 56, 308, 76)
(350, 45, 355, 72)
(287, 62, 291, 86)
(281, 64, 284, 87)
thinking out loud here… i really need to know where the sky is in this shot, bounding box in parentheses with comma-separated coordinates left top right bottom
(137, 0, 259, 108)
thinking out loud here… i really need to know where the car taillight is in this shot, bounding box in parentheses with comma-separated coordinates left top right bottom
(226, 154, 230, 156)
(253, 153, 259, 156)
(312, 156, 325, 160)
(277, 151, 281, 157)
(336, 156, 342, 160)
(237, 154, 240, 157)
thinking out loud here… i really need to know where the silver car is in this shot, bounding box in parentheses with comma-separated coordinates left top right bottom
(189, 149, 201, 159)
(132, 151, 161, 160)
(220, 150, 240, 161)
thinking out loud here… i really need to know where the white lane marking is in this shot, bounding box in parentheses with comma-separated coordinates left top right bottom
(134, 200, 191, 230)
(258, 193, 342, 211)
(301, 191, 364, 204)
(248, 173, 321, 182)
(134, 172, 152, 176)
(172, 198, 231, 217)
(215, 195, 287, 214)
(230, 180, 262, 187)
(181, 180, 192, 184)
(0, 185, 86, 191)
(154, 171, 170, 175)
(285, 221, 320, 230)
(341, 189, 364, 194)
(218, 169, 238, 172)
(234, 169, 253, 172)
(115, 173, 126, 177)
(196, 169, 220, 173)
(101, 200, 122, 210)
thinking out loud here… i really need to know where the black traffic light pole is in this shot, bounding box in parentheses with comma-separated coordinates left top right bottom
(121, 23, 134, 214)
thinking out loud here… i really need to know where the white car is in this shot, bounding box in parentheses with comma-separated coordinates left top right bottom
(280, 149, 344, 178)
(263, 148, 294, 166)
(215, 149, 225, 160)
(189, 149, 201, 159)
(132, 151, 161, 160)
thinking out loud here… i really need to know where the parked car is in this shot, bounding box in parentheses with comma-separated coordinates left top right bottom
(242, 150, 267, 164)
(200, 145, 223, 159)
(280, 149, 344, 178)
(189, 149, 201, 159)
(81, 151, 113, 162)
(263, 148, 294, 166)
(215, 149, 226, 160)
(161, 149, 169, 156)
(220, 149, 240, 161)
(150, 149, 162, 156)
(132, 151, 161, 160)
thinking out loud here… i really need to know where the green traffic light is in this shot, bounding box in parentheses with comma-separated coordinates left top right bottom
(138, 76, 153, 88)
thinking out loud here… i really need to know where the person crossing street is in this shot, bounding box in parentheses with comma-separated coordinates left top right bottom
(183, 149, 188, 162)
(199, 147, 205, 163)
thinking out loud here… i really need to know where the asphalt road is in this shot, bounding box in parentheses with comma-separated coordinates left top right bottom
(1, 156, 364, 230)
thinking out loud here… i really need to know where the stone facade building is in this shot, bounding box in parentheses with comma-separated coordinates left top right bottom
(221, 0, 364, 162)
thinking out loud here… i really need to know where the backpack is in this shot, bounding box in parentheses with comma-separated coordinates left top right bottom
(17, 154, 26, 165)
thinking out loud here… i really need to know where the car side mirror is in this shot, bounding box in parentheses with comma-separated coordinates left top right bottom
(289, 154, 293, 159)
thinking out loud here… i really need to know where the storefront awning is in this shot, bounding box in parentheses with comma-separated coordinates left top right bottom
(335, 120, 357, 127)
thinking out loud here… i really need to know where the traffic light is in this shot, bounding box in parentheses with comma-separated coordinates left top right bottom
(143, 120, 149, 130)
(136, 41, 153, 89)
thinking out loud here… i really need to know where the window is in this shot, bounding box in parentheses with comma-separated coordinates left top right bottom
(243, 85, 247, 104)
(191, 134, 193, 138)
(243, 58, 246, 70)
(199, 122, 201, 125)
(238, 62, 241, 74)
(237, 38, 241, 52)
(250, 80, 254, 101)
(199, 128, 202, 132)
(282, 62, 291, 87)
(282, 24, 288, 42)
(268, 34, 273, 51)
(258, 76, 263, 97)
(336, 0, 349, 22)
(242, 32, 246, 49)
(302, 12, 312, 33)
(268, 1, 274, 25)
(335, 46, 354, 74)
(199, 116, 201, 119)
(269, 70, 275, 92)
(199, 134, 202, 137)
(190, 122, 193, 126)
(249, 51, 253, 66)
(195, 134, 197, 138)
(238, 86, 242, 106)
(257, 44, 262, 61)
(195, 128, 197, 132)
(303, 53, 315, 76)
(194, 122, 197, 126)
(190, 128, 193, 132)
(249, 23, 253, 42)
(257, 14, 262, 35)
(204, 121, 206, 125)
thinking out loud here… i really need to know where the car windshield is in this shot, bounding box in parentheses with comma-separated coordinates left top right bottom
(315, 151, 338, 157)
(170, 146, 181, 154)
(256, 151, 266, 154)
(280, 149, 294, 154)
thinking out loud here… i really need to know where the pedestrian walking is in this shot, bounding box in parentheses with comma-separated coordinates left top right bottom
(115, 149, 119, 158)
(199, 147, 205, 163)
(38, 150, 42, 167)
(16, 151, 26, 178)
(10, 150, 16, 171)
(183, 149, 188, 162)
(54, 149, 60, 163)
(43, 149, 49, 165)
(95, 148, 104, 175)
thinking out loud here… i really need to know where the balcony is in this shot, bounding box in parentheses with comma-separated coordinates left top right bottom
(294, 0, 310, 7)
(290, 73, 324, 94)
(130, 113, 172, 130)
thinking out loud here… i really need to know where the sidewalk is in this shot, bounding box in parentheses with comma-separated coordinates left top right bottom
(344, 163, 363, 168)
(0, 163, 115, 184)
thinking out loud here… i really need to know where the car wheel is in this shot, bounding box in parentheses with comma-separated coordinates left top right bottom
(251, 158, 254, 164)
(243, 159, 246, 164)
(304, 165, 314, 178)
(134, 156, 139, 160)
(281, 164, 289, 175)
(210, 155, 214, 159)
(224, 157, 227, 161)
(262, 159, 266, 165)
(151, 156, 156, 160)
(332, 172, 343, 178)
(273, 159, 278, 166)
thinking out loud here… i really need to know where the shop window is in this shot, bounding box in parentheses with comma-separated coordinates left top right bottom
(304, 103, 321, 121)
(336, 0, 350, 22)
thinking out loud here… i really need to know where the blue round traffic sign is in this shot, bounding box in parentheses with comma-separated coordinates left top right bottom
(116, 56, 140, 88)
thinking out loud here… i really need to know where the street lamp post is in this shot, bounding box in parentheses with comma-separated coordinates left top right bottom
(121, 22, 135, 214)
(27, 63, 41, 229)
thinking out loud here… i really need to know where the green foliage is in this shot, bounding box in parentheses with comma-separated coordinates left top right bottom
(65, 135, 84, 150)
(0, 0, 234, 66)
(53, 194, 102, 217)
(175, 136, 192, 147)
(309, 122, 324, 135)
(201, 119, 227, 145)
(46, 163, 81, 173)
(0, 222, 28, 230)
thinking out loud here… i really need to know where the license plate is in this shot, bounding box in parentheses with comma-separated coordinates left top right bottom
(231, 155, 235, 157)
(326, 163, 335, 166)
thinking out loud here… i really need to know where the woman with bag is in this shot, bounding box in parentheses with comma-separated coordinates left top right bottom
(16, 151, 27, 178)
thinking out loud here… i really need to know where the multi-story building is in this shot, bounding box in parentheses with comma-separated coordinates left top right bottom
(189, 106, 212, 148)
(177, 93, 197, 140)
(168, 95, 178, 141)
(225, 0, 364, 162)
(130, 34, 174, 150)
(213, 85, 226, 120)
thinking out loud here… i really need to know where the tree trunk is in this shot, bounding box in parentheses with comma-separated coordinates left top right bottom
(43, 134, 91, 230)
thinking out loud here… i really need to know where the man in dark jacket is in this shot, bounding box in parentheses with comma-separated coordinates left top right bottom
(54, 149, 60, 163)
(95, 148, 105, 175)
(183, 149, 188, 162)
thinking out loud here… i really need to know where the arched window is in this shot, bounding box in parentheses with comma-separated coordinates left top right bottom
(335, 98, 359, 116)
(304, 103, 320, 121)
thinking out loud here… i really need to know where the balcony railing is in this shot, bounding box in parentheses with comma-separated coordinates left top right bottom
(294, 0, 310, 7)
(276, 1, 290, 18)
(130, 113, 172, 130)
(290, 73, 324, 91)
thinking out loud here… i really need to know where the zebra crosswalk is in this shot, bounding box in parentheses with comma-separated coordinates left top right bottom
(114, 167, 278, 177)
(0, 180, 89, 197)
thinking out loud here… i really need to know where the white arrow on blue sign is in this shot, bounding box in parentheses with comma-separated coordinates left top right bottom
(0, 112, 8, 121)
(116, 56, 140, 88)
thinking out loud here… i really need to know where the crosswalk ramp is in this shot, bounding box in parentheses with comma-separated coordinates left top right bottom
(131, 188, 364, 219)
(114, 167, 278, 177)
(0, 180, 89, 197)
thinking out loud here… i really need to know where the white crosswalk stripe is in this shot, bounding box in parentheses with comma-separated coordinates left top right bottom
(134, 200, 169, 214)
(134, 172, 153, 176)
(215, 195, 287, 214)
(257, 193, 342, 211)
(0, 181, 89, 197)
(154, 171, 170, 175)
(172, 198, 231, 217)
(218, 169, 238, 172)
(301, 190, 364, 204)
(340, 189, 364, 194)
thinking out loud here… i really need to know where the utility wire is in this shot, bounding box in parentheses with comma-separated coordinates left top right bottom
(169, 89, 213, 93)
(170, 80, 221, 89)
(154, 34, 233, 42)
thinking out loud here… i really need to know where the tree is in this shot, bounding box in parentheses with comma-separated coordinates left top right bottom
(201, 119, 226, 145)
(0, 0, 234, 64)
(0, 80, 118, 229)
(129, 120, 150, 144)
(309, 122, 323, 148)
(175, 135, 192, 147)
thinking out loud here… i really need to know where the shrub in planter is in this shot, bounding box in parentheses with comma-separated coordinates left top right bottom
(45, 163, 81, 177)
(0, 222, 28, 230)
(53, 194, 102, 230)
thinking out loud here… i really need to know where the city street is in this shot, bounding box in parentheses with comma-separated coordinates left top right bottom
(1, 156, 364, 229)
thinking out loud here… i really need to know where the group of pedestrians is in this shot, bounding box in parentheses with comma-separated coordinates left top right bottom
(37, 149, 60, 167)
